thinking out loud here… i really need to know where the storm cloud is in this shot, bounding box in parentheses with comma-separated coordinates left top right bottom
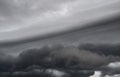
(91, 62, 120, 77)
(0, 43, 120, 77)
(0, 0, 120, 43)
(0, 1, 120, 77)
(15, 44, 120, 70)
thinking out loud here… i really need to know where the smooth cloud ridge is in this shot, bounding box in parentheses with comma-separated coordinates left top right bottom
(0, 0, 120, 42)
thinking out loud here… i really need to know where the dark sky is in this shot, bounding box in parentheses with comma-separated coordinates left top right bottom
(0, 1, 120, 77)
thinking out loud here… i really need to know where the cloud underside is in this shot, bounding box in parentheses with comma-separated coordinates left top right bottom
(0, 43, 120, 77)
(0, 0, 120, 42)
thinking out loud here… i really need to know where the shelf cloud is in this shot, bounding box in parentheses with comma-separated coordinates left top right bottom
(0, 0, 120, 43)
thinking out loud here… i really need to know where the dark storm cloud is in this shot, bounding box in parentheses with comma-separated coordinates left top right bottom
(0, 43, 120, 77)
(79, 43, 120, 56)
(0, 1, 120, 77)
(15, 44, 120, 70)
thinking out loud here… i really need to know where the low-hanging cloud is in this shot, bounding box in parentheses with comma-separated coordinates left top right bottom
(15, 44, 120, 70)
(95, 62, 120, 77)
(79, 43, 120, 56)
(0, 43, 120, 77)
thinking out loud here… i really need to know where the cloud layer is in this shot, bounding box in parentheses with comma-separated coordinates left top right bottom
(0, 43, 120, 77)
(0, 0, 120, 42)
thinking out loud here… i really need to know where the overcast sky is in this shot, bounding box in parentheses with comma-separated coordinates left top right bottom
(0, 0, 120, 43)
(0, 1, 120, 77)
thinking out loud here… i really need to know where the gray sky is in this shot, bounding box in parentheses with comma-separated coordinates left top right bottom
(0, 1, 120, 76)
(0, 0, 120, 43)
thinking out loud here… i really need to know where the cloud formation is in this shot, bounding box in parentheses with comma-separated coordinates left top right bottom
(0, 0, 120, 42)
(92, 62, 120, 77)
(108, 62, 120, 69)
(0, 43, 120, 77)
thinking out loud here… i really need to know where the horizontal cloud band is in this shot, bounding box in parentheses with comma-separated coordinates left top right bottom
(0, 0, 120, 43)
